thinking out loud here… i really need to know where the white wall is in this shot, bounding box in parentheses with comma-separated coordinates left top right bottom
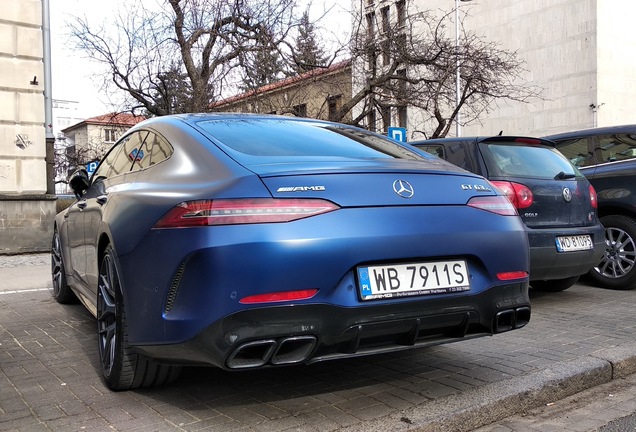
(0, 0, 46, 194)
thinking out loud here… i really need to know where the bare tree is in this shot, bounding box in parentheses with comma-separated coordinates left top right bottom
(333, 3, 542, 138)
(68, 0, 302, 116)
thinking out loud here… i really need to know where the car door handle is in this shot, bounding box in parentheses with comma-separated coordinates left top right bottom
(77, 199, 87, 209)
(97, 195, 108, 205)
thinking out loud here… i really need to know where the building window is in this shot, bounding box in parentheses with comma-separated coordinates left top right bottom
(293, 104, 307, 117)
(104, 129, 117, 143)
(327, 95, 342, 121)
(366, 12, 375, 39)
(381, 40, 390, 66)
(381, 6, 390, 33)
(396, 0, 406, 28)
(398, 106, 408, 128)
(381, 106, 391, 132)
(367, 110, 377, 132)
(396, 69, 407, 100)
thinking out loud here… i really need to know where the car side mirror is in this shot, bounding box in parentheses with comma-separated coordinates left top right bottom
(68, 168, 90, 198)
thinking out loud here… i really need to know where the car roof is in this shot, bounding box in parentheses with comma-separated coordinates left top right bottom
(413, 136, 556, 147)
(544, 124, 636, 140)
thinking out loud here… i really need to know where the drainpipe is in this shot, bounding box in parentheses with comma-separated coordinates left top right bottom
(42, 0, 55, 194)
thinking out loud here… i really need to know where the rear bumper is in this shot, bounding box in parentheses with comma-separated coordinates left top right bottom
(134, 281, 530, 369)
(527, 224, 606, 280)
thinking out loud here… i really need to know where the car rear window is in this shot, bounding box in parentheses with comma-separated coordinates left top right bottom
(196, 119, 426, 160)
(481, 142, 582, 179)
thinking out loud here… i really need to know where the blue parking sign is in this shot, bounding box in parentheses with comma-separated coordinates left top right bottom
(87, 161, 99, 175)
(388, 127, 407, 142)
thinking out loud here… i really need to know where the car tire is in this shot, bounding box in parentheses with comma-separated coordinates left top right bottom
(97, 244, 181, 390)
(588, 215, 636, 290)
(51, 228, 77, 304)
(531, 276, 579, 292)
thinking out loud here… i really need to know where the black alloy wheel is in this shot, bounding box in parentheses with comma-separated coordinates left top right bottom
(51, 228, 76, 303)
(97, 244, 181, 390)
(589, 215, 636, 290)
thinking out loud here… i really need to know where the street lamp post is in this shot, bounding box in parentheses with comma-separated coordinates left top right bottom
(455, 0, 472, 137)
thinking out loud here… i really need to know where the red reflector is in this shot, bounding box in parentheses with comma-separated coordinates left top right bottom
(497, 271, 528, 281)
(239, 289, 319, 304)
(154, 198, 339, 228)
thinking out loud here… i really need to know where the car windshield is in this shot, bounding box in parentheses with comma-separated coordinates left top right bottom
(196, 119, 426, 161)
(482, 142, 582, 179)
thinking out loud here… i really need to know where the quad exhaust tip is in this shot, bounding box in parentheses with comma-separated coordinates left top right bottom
(495, 306, 531, 333)
(227, 336, 317, 369)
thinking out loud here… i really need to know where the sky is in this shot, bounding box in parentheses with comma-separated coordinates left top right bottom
(49, 0, 351, 120)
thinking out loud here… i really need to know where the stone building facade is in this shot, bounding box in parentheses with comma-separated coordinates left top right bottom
(0, 0, 54, 254)
(212, 61, 352, 123)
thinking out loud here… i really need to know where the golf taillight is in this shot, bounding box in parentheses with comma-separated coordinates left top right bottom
(589, 185, 598, 209)
(491, 181, 533, 209)
(154, 198, 339, 228)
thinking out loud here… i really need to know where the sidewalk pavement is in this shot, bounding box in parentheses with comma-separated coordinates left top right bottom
(1, 253, 636, 431)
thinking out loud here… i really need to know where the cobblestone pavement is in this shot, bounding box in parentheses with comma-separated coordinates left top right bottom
(1, 254, 636, 431)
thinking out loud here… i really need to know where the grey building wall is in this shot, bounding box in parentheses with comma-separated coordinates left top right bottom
(443, 0, 636, 137)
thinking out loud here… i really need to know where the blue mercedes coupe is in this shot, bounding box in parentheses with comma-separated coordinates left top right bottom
(51, 114, 531, 390)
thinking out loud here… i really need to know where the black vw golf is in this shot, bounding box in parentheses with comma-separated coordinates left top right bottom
(412, 135, 605, 291)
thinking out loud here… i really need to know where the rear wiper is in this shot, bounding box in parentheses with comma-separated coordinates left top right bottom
(554, 171, 576, 180)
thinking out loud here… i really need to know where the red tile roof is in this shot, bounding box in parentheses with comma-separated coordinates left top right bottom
(62, 112, 146, 133)
(211, 59, 352, 108)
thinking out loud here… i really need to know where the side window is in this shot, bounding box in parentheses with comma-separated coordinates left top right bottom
(596, 133, 636, 164)
(417, 145, 445, 158)
(129, 131, 173, 171)
(93, 131, 149, 181)
(445, 141, 475, 173)
(110, 131, 148, 176)
(92, 139, 125, 181)
(148, 133, 173, 166)
(553, 137, 593, 167)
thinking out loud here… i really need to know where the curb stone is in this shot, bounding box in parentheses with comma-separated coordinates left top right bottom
(340, 349, 636, 432)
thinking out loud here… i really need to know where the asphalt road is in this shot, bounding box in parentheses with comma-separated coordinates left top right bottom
(2, 253, 636, 431)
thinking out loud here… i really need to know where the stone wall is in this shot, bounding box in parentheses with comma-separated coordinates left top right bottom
(0, 195, 56, 254)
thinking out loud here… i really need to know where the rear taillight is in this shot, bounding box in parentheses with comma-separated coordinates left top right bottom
(467, 195, 518, 216)
(589, 185, 598, 209)
(491, 181, 533, 209)
(154, 198, 339, 228)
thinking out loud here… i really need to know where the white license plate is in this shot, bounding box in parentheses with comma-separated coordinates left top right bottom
(357, 260, 470, 301)
(555, 235, 593, 252)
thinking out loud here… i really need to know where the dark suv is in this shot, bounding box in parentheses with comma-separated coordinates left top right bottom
(545, 125, 636, 290)
(412, 136, 605, 292)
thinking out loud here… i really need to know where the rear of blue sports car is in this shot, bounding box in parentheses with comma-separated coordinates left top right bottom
(112, 116, 531, 370)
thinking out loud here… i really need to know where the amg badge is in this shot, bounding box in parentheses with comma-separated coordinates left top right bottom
(277, 186, 326, 192)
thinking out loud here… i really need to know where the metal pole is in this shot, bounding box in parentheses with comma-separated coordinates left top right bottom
(42, 0, 55, 194)
(455, 0, 461, 137)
